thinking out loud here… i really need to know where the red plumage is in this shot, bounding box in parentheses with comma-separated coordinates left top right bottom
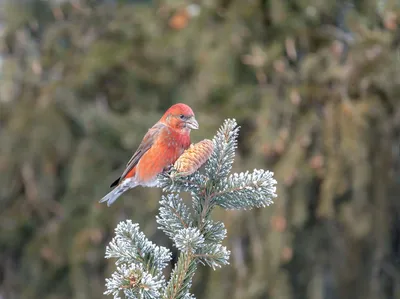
(99, 103, 198, 206)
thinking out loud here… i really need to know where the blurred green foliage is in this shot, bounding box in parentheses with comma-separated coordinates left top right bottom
(1, 0, 400, 298)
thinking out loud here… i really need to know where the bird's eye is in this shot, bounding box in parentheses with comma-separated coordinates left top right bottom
(179, 114, 185, 119)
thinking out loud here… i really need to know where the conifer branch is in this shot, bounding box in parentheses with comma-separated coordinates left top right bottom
(103, 119, 277, 299)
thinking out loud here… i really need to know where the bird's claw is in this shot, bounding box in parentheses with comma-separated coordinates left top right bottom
(163, 164, 174, 173)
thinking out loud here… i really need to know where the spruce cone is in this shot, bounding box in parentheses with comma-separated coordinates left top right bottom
(174, 139, 214, 176)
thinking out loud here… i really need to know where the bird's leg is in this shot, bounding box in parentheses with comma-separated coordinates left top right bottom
(163, 164, 173, 173)
(162, 164, 177, 181)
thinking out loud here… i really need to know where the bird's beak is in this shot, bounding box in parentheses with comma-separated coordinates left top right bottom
(186, 116, 199, 130)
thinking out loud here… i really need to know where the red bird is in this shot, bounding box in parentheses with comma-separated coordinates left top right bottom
(99, 103, 198, 206)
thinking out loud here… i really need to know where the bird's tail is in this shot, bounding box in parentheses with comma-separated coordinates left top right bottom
(99, 179, 136, 206)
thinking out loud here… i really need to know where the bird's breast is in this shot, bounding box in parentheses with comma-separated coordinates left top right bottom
(135, 129, 191, 184)
(161, 130, 191, 158)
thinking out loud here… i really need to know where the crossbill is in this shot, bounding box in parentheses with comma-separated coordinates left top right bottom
(99, 103, 199, 206)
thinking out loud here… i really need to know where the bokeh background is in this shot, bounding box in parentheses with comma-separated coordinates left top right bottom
(1, 0, 400, 298)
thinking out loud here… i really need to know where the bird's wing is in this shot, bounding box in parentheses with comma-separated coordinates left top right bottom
(110, 122, 166, 187)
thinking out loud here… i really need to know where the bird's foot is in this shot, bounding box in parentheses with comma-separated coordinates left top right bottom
(163, 164, 174, 173)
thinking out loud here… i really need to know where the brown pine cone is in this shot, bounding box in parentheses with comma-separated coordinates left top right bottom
(174, 139, 214, 176)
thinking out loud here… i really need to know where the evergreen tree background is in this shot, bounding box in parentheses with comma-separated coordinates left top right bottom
(1, 0, 400, 299)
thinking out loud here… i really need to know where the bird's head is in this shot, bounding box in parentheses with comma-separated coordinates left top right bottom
(161, 103, 199, 132)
